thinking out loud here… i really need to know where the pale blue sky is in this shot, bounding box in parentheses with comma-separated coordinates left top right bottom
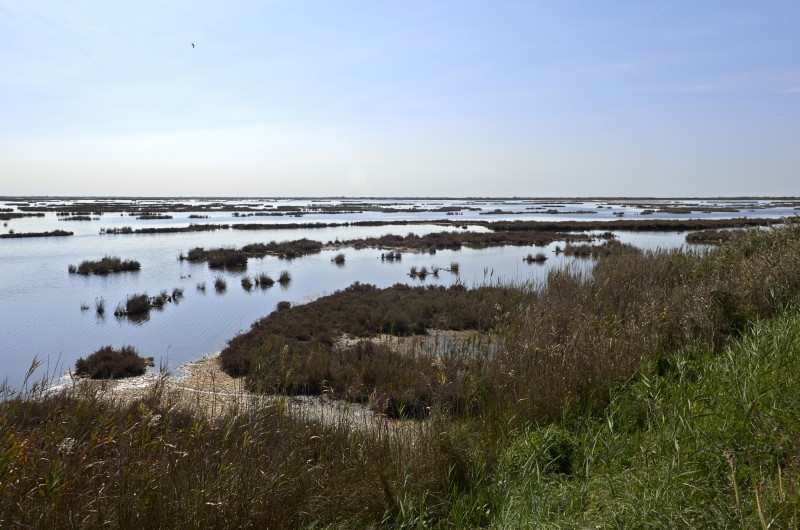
(1, 1, 798, 196)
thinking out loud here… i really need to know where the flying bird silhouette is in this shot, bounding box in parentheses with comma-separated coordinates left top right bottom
(191, 42, 195, 48)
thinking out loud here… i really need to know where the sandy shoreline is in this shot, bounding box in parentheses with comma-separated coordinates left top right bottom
(54, 351, 386, 431)
(48, 329, 486, 432)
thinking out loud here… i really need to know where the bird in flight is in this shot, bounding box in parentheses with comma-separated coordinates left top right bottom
(191, 42, 195, 48)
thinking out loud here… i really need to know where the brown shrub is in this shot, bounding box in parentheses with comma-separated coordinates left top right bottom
(74, 345, 149, 379)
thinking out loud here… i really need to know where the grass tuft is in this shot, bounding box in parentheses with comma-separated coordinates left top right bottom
(74, 345, 151, 379)
(69, 256, 140, 275)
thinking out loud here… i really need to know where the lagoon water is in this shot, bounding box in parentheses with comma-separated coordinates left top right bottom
(1, 197, 796, 388)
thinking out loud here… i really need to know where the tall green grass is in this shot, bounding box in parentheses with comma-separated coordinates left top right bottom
(493, 310, 800, 528)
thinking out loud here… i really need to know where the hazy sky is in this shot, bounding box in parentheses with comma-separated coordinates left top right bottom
(1, 1, 798, 196)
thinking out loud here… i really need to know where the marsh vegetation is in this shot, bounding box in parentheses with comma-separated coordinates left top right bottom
(3, 221, 800, 524)
(74, 345, 152, 379)
(0, 229, 72, 239)
(68, 256, 141, 275)
(181, 239, 323, 269)
(4, 198, 800, 527)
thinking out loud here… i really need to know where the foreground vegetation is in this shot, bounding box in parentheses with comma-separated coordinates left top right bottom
(4, 224, 800, 527)
(493, 313, 800, 527)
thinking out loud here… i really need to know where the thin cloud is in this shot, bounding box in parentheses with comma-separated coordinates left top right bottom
(661, 0, 688, 10)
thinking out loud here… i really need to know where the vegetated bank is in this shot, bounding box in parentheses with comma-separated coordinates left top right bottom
(221, 224, 800, 423)
(178, 230, 602, 271)
(0, 230, 72, 239)
(180, 239, 324, 269)
(4, 223, 800, 527)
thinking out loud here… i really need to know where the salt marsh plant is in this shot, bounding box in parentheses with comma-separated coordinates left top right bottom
(74, 345, 150, 379)
(95, 297, 106, 316)
(524, 252, 548, 263)
(114, 294, 150, 317)
(241, 276, 253, 290)
(278, 270, 291, 285)
(151, 290, 170, 307)
(214, 276, 227, 293)
(255, 273, 275, 288)
(332, 252, 346, 265)
(196, 281, 206, 293)
(450, 261, 460, 274)
(69, 256, 141, 275)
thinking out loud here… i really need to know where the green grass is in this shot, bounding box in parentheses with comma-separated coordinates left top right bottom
(492, 310, 800, 528)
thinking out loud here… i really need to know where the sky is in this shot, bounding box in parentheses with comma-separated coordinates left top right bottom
(0, 1, 798, 197)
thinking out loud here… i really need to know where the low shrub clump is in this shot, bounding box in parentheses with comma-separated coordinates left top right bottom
(74, 345, 151, 379)
(255, 273, 274, 288)
(183, 248, 247, 269)
(183, 239, 323, 269)
(115, 293, 150, 317)
(524, 252, 547, 263)
(69, 256, 141, 275)
(243, 239, 323, 259)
